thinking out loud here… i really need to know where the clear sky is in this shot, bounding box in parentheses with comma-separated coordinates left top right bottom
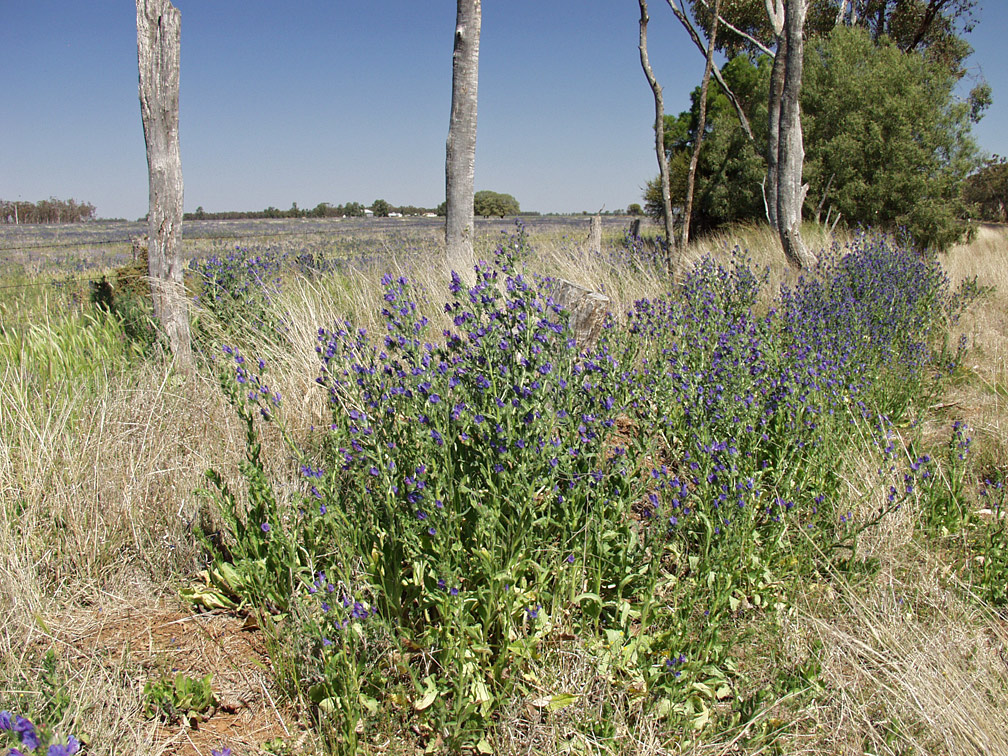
(1, 1, 1005, 220)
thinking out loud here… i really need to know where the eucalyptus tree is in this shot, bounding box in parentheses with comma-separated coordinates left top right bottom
(445, 0, 481, 280)
(137, 0, 191, 365)
(638, 0, 677, 270)
(768, 0, 816, 268)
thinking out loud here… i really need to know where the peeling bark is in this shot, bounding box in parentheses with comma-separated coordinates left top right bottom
(775, 0, 816, 269)
(137, 0, 190, 366)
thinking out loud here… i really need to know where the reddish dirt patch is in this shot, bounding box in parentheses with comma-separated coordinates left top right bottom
(51, 601, 309, 755)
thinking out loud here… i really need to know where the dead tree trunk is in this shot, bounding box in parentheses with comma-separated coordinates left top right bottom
(639, 0, 677, 274)
(445, 0, 481, 281)
(137, 0, 190, 366)
(775, 0, 815, 269)
(683, 0, 720, 247)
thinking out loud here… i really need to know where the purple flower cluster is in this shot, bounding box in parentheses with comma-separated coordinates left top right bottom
(0, 711, 79, 756)
(193, 245, 285, 306)
(222, 345, 280, 420)
(308, 571, 378, 647)
(312, 231, 636, 630)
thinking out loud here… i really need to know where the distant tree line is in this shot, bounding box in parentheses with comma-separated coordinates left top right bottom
(182, 200, 438, 221)
(0, 197, 97, 224)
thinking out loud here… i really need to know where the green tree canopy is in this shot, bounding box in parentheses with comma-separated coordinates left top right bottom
(687, 0, 977, 75)
(644, 24, 981, 250)
(802, 25, 979, 249)
(473, 190, 520, 217)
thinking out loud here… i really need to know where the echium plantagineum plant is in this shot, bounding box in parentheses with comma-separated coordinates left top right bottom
(307, 232, 659, 735)
(622, 251, 822, 563)
(191, 245, 289, 349)
(314, 234, 652, 631)
(620, 235, 975, 574)
(204, 225, 977, 745)
(777, 232, 974, 422)
(0, 710, 80, 756)
(192, 245, 285, 306)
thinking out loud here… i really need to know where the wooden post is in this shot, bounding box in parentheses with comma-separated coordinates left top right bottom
(587, 214, 602, 256)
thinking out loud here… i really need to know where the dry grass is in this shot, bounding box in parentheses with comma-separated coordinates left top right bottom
(1, 220, 1006, 755)
(783, 547, 1008, 756)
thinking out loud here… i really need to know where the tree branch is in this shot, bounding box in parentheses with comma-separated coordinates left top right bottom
(906, 0, 952, 52)
(664, 0, 754, 141)
(695, 0, 774, 56)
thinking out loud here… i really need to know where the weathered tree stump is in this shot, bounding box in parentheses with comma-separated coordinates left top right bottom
(130, 234, 149, 263)
(554, 278, 609, 353)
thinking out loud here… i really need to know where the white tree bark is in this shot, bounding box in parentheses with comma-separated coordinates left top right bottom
(445, 0, 481, 281)
(639, 0, 677, 273)
(137, 0, 190, 365)
(775, 0, 815, 269)
(765, 0, 786, 231)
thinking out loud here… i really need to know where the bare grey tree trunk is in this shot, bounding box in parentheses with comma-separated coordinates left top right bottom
(638, 0, 677, 274)
(775, 0, 815, 269)
(137, 0, 190, 366)
(765, 2, 786, 231)
(683, 0, 720, 247)
(445, 0, 481, 281)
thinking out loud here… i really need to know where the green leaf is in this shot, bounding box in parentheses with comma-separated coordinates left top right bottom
(547, 693, 580, 711)
(470, 679, 492, 705)
(414, 676, 439, 711)
(692, 701, 710, 730)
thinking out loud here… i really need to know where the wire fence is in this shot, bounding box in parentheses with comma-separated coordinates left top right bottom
(0, 226, 355, 252)
(0, 226, 366, 295)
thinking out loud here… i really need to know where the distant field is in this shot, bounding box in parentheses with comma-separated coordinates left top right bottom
(0, 215, 634, 270)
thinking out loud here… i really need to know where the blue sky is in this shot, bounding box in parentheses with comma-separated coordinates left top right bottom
(1, 1, 1005, 220)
